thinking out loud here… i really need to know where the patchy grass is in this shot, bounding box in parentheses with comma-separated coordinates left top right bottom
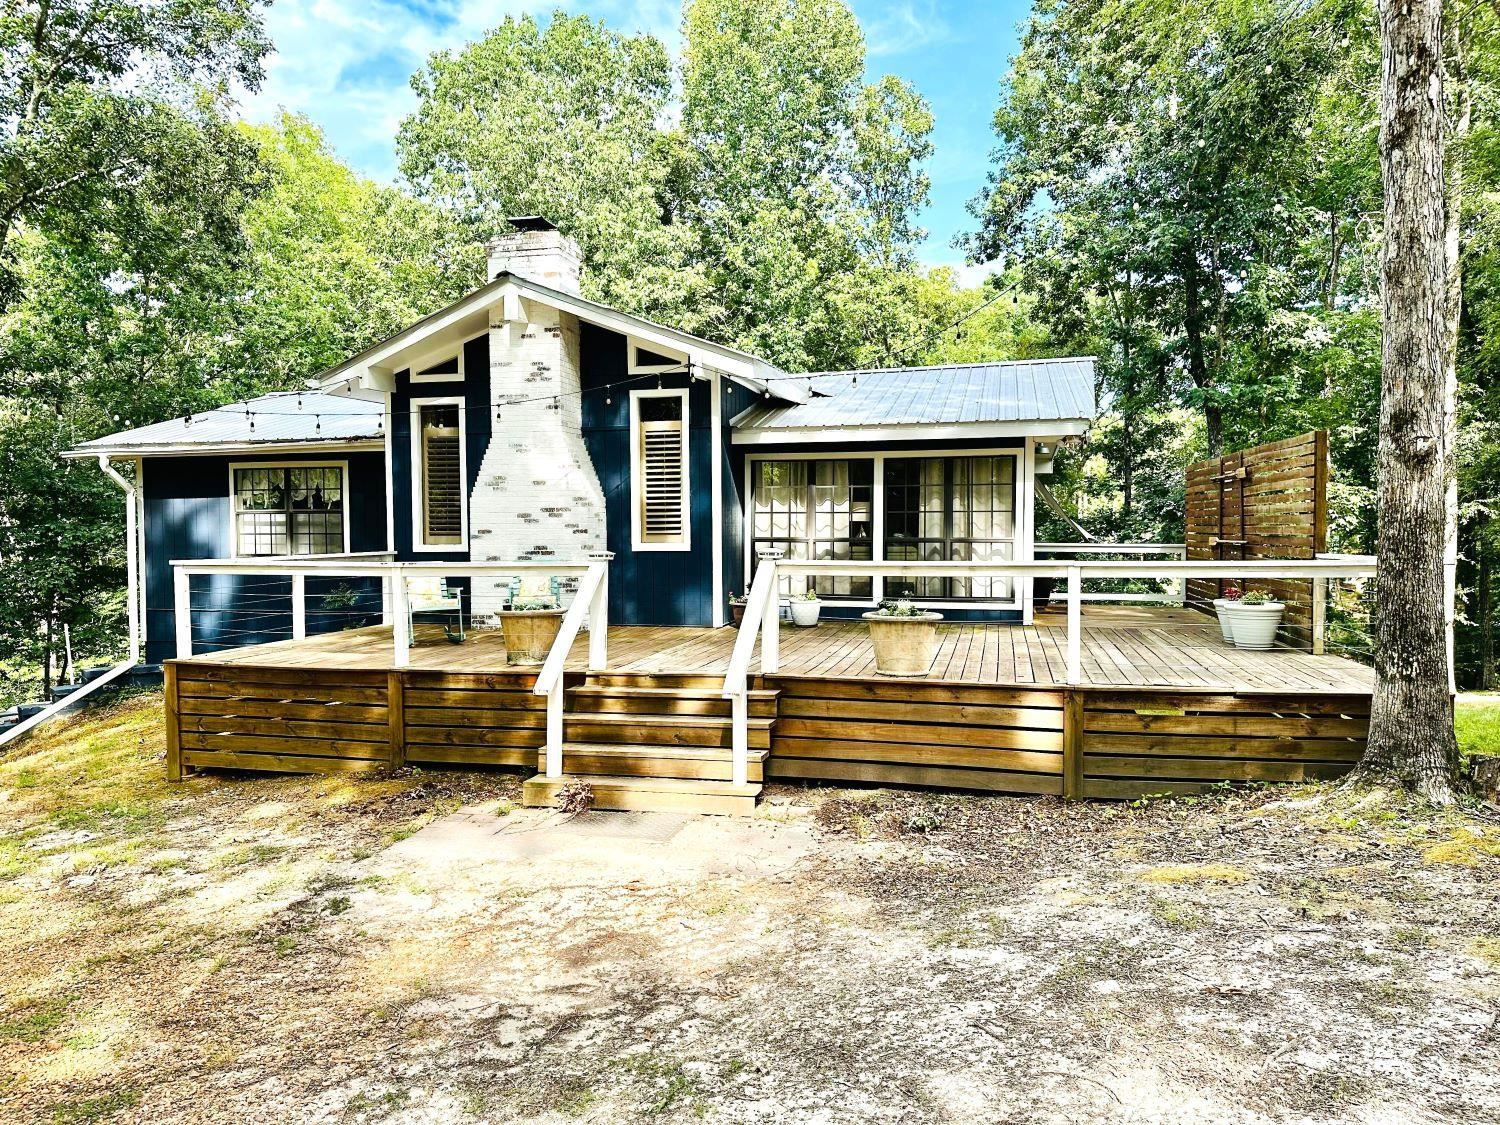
(1456, 692, 1500, 762)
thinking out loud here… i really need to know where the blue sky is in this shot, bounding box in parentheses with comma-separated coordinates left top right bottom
(238, 1, 1032, 273)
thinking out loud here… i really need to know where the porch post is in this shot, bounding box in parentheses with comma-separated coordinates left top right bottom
(291, 573, 307, 640)
(1312, 576, 1327, 655)
(174, 567, 192, 659)
(545, 683, 563, 777)
(1066, 564, 1082, 684)
(391, 570, 410, 668)
(758, 548, 781, 674)
(731, 692, 749, 787)
(587, 551, 613, 671)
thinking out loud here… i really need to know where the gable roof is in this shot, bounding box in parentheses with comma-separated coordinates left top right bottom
(731, 358, 1096, 444)
(64, 392, 383, 459)
(314, 273, 805, 404)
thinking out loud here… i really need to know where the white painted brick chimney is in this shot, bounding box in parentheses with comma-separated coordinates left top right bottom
(469, 219, 607, 619)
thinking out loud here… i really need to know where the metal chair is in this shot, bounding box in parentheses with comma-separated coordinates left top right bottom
(407, 577, 465, 644)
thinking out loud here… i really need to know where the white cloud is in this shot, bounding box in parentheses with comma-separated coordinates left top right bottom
(860, 1, 951, 59)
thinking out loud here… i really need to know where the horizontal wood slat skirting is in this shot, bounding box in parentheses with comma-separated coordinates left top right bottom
(164, 649, 1371, 800)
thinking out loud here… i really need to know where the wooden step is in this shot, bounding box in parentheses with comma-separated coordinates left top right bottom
(566, 685, 778, 719)
(564, 711, 773, 750)
(522, 773, 761, 816)
(585, 672, 762, 691)
(535, 742, 768, 783)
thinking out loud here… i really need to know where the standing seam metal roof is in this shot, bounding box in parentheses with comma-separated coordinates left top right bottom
(69, 391, 383, 453)
(733, 358, 1097, 430)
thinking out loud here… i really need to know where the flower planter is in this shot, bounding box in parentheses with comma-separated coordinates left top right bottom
(862, 610, 943, 677)
(1032, 576, 1057, 613)
(730, 602, 747, 628)
(499, 609, 564, 665)
(1224, 601, 1285, 651)
(791, 598, 822, 628)
(1212, 598, 1238, 645)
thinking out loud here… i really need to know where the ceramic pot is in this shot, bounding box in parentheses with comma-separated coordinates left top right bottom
(1225, 601, 1285, 651)
(791, 599, 822, 628)
(500, 609, 564, 665)
(862, 610, 943, 676)
(730, 602, 746, 628)
(1212, 598, 1238, 644)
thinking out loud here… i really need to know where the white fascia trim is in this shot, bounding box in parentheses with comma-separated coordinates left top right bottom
(709, 368, 725, 626)
(731, 420, 1091, 445)
(64, 440, 384, 459)
(409, 395, 470, 554)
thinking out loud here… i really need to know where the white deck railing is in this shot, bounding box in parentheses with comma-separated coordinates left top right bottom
(1035, 542, 1188, 604)
(532, 553, 612, 778)
(721, 554, 1379, 787)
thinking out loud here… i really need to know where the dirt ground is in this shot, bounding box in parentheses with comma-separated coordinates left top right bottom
(1, 693, 1499, 1124)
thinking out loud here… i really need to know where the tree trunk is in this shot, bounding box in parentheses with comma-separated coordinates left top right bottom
(1179, 242, 1222, 456)
(1441, 16, 1469, 694)
(1359, 0, 1460, 802)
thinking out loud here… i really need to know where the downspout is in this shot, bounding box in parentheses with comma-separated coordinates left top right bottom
(95, 455, 141, 664)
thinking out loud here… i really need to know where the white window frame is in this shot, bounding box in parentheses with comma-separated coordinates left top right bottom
(631, 387, 691, 553)
(227, 459, 350, 560)
(627, 335, 689, 375)
(408, 347, 465, 384)
(409, 396, 469, 552)
(743, 446, 1027, 611)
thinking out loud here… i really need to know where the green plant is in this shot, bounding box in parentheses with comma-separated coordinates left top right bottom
(1241, 590, 1271, 606)
(728, 591, 748, 605)
(320, 583, 361, 611)
(509, 598, 559, 612)
(798, 590, 821, 601)
(873, 599, 924, 618)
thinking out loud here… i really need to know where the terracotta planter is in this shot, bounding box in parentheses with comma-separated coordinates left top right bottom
(791, 599, 822, 627)
(862, 610, 943, 677)
(730, 602, 747, 628)
(1212, 598, 1238, 644)
(1224, 601, 1285, 651)
(500, 609, 564, 665)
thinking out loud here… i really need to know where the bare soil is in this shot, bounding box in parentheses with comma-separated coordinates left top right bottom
(1, 693, 1498, 1124)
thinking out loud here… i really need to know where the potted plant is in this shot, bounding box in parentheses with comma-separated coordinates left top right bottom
(1226, 589, 1285, 651)
(1032, 575, 1057, 613)
(728, 591, 748, 628)
(791, 590, 822, 628)
(500, 597, 564, 665)
(1212, 584, 1241, 644)
(861, 599, 943, 677)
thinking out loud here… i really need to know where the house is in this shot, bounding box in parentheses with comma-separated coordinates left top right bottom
(70, 218, 1096, 662)
(65, 219, 1377, 813)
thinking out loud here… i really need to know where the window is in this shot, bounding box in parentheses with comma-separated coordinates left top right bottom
(411, 398, 466, 549)
(884, 456, 1017, 601)
(628, 338, 688, 374)
(410, 352, 462, 383)
(751, 460, 873, 598)
(631, 390, 689, 550)
(231, 463, 346, 557)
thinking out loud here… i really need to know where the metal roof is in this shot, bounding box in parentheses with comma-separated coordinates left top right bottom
(733, 358, 1097, 432)
(67, 391, 383, 457)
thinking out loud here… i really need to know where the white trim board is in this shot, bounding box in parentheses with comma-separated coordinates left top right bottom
(63, 440, 384, 459)
(408, 395, 469, 553)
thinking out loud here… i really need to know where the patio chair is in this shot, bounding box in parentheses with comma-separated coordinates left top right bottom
(407, 577, 465, 644)
(502, 575, 563, 608)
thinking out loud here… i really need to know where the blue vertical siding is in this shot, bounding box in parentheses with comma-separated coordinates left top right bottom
(721, 380, 749, 611)
(144, 451, 387, 663)
(580, 323, 716, 626)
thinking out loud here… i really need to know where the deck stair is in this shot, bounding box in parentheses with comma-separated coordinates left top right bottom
(521, 673, 777, 815)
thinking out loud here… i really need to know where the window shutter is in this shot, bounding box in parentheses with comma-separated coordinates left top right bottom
(422, 407, 463, 544)
(640, 419, 685, 543)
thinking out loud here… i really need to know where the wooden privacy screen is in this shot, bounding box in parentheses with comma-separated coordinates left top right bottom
(1185, 431, 1329, 649)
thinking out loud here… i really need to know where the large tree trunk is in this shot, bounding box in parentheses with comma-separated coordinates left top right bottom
(1360, 0, 1460, 802)
(1179, 243, 1222, 456)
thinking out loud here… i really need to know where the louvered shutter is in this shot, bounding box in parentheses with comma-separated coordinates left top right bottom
(636, 394, 687, 546)
(421, 405, 463, 545)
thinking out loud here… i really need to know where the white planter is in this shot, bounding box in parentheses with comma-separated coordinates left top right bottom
(1225, 602, 1285, 651)
(1212, 598, 1237, 644)
(790, 599, 822, 628)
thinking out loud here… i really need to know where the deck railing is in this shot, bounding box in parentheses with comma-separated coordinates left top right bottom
(532, 553, 613, 778)
(1034, 542, 1188, 604)
(723, 554, 1379, 783)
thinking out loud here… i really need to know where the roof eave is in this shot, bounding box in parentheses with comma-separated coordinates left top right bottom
(731, 419, 1092, 446)
(63, 438, 385, 460)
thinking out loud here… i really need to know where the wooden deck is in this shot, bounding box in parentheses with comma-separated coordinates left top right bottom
(199, 606, 1374, 694)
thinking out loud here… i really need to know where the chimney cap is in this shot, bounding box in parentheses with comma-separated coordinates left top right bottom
(505, 216, 559, 233)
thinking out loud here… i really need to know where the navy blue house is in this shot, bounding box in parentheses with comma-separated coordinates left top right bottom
(69, 219, 1096, 663)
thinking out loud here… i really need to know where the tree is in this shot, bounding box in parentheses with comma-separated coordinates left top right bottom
(1357, 0, 1460, 800)
(0, 0, 268, 307)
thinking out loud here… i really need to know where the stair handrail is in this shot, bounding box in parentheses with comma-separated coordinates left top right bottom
(721, 549, 782, 788)
(532, 552, 614, 778)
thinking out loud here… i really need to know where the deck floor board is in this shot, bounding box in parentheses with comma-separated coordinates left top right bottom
(190, 607, 1375, 694)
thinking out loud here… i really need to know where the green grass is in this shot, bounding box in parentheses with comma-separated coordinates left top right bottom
(1455, 693, 1500, 762)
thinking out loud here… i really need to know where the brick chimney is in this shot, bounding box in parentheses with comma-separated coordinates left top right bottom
(468, 218, 606, 619)
(485, 216, 582, 294)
